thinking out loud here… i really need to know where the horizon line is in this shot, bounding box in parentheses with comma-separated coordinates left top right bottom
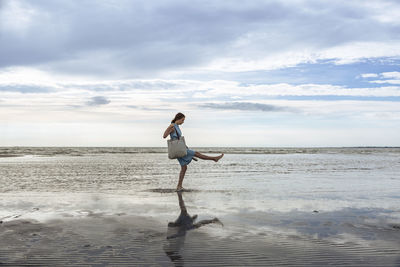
(1, 146, 399, 149)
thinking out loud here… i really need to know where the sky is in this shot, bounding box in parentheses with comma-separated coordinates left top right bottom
(1, 0, 400, 147)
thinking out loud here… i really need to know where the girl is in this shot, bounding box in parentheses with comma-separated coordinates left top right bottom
(163, 112, 224, 191)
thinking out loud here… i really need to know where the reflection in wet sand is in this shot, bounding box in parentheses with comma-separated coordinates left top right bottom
(164, 192, 223, 266)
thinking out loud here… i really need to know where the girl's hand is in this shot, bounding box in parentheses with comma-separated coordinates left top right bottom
(170, 124, 177, 131)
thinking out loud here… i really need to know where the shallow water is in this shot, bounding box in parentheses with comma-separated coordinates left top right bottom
(1, 147, 400, 266)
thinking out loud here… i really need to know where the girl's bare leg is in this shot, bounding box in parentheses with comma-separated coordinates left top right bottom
(177, 165, 187, 190)
(194, 152, 224, 162)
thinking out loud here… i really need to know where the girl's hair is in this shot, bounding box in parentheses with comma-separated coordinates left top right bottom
(171, 112, 185, 123)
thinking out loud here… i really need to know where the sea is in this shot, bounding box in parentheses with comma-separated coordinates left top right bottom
(1, 147, 400, 266)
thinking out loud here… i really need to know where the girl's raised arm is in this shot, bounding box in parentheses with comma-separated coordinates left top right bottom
(163, 124, 175, 139)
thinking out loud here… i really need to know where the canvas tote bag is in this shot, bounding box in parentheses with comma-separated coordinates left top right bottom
(167, 126, 188, 159)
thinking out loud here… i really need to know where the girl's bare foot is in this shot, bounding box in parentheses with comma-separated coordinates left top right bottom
(213, 153, 224, 162)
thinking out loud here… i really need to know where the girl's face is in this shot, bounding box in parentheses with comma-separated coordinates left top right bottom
(176, 117, 185, 125)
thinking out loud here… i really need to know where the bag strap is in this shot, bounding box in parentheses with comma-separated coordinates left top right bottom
(173, 124, 181, 140)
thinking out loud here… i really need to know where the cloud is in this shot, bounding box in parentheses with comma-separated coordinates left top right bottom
(86, 96, 110, 106)
(369, 80, 400, 85)
(193, 81, 400, 98)
(1, 0, 400, 77)
(0, 85, 52, 93)
(199, 102, 293, 112)
(2, 68, 400, 104)
(126, 105, 173, 111)
(364, 71, 400, 85)
(381, 72, 400, 79)
(361, 73, 379, 78)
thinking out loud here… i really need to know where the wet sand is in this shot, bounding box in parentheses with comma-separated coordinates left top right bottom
(1, 192, 400, 266)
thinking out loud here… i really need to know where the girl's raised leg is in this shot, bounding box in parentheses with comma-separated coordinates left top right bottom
(194, 152, 224, 162)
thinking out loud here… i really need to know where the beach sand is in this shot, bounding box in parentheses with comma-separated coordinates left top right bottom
(1, 147, 400, 266)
